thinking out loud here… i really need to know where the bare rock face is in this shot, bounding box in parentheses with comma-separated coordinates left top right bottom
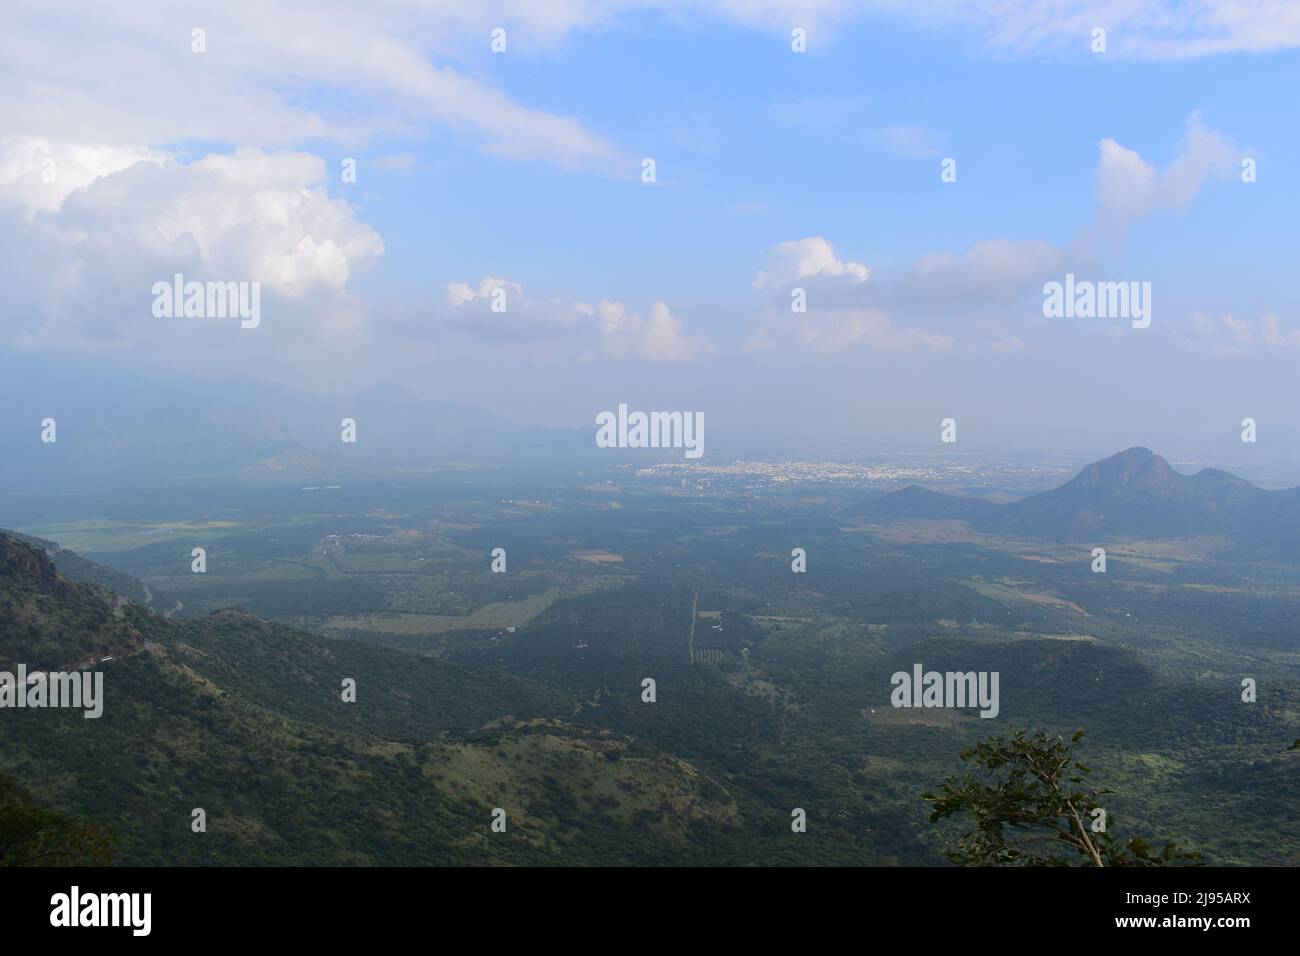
(0, 533, 77, 602)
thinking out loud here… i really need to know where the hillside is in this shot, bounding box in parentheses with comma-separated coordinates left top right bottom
(6, 530, 166, 608)
(0, 534, 147, 669)
(0, 533, 739, 865)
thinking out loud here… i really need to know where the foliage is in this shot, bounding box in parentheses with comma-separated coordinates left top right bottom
(924, 728, 1201, 867)
(0, 774, 116, 866)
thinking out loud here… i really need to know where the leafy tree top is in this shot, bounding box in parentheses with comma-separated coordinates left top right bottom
(923, 728, 1201, 867)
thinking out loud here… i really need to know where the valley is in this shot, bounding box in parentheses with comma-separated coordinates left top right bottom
(3, 447, 1298, 865)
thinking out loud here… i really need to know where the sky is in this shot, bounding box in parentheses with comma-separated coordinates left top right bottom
(2, 1, 1299, 459)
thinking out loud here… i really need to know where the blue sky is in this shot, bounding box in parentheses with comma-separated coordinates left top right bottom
(2, 2, 1299, 458)
(347, 16, 1288, 277)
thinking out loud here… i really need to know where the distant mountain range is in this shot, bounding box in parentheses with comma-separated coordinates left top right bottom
(0, 351, 593, 489)
(850, 446, 1300, 552)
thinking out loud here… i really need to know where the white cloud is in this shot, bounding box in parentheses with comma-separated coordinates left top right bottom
(433, 1, 1300, 62)
(1093, 112, 1238, 222)
(446, 277, 525, 308)
(1182, 312, 1300, 352)
(0, 0, 1287, 212)
(512, 0, 1300, 61)
(866, 0, 1300, 61)
(750, 115, 1237, 355)
(751, 238, 953, 352)
(0, 137, 168, 214)
(754, 236, 869, 290)
(128, 149, 381, 304)
(149, 150, 383, 301)
(2, 147, 384, 350)
(597, 299, 638, 336)
(442, 278, 714, 364)
(1076, 112, 1240, 262)
(0, 1, 629, 177)
(35, 1, 1275, 193)
(638, 301, 716, 363)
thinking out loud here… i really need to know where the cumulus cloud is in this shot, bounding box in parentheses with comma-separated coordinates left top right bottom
(627, 301, 716, 363)
(1072, 112, 1241, 264)
(73, 148, 381, 302)
(754, 236, 869, 290)
(751, 235, 1060, 352)
(0, 137, 168, 214)
(2, 147, 384, 351)
(1094, 113, 1238, 222)
(440, 277, 714, 364)
(749, 114, 1239, 355)
(750, 237, 954, 352)
(157, 150, 382, 300)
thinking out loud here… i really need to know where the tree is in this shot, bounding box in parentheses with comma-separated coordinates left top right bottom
(923, 728, 1200, 867)
(0, 774, 116, 867)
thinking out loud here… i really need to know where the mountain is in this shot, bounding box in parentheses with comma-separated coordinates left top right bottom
(0, 533, 739, 865)
(851, 447, 1300, 550)
(0, 533, 146, 668)
(5, 531, 165, 608)
(0, 350, 591, 490)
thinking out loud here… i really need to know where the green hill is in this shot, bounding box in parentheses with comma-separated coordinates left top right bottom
(0, 533, 738, 865)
